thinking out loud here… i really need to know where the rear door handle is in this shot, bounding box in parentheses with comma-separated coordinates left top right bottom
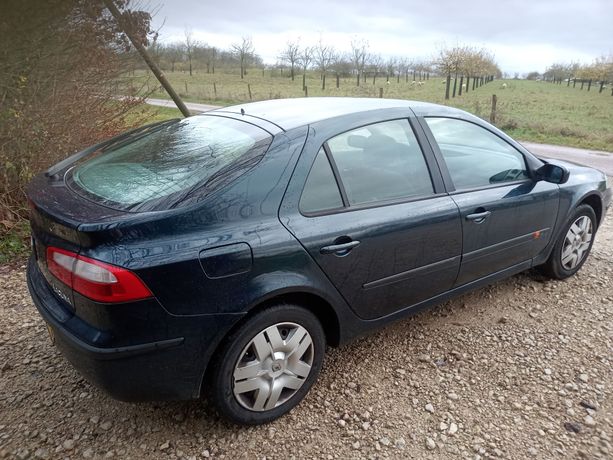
(320, 240, 360, 255)
(466, 210, 491, 223)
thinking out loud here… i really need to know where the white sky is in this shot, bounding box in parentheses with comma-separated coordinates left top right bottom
(150, 0, 613, 74)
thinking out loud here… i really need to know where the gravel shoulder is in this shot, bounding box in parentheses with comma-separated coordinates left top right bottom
(0, 211, 611, 460)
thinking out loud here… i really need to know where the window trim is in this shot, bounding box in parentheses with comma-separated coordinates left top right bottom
(419, 116, 536, 193)
(299, 118, 438, 216)
(301, 191, 450, 218)
(322, 143, 349, 207)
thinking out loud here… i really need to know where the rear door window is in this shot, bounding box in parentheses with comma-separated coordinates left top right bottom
(326, 119, 434, 206)
(68, 115, 272, 211)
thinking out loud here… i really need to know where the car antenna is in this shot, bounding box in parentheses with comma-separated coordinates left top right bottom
(240, 108, 245, 115)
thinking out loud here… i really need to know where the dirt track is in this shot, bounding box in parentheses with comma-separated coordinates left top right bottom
(0, 212, 611, 459)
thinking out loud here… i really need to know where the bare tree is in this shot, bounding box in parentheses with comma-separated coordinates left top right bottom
(231, 36, 255, 79)
(164, 42, 184, 72)
(194, 44, 217, 74)
(350, 38, 369, 86)
(279, 40, 300, 81)
(385, 57, 396, 82)
(184, 27, 198, 76)
(369, 54, 383, 85)
(299, 46, 313, 90)
(315, 39, 335, 90)
(397, 58, 409, 83)
(330, 53, 351, 88)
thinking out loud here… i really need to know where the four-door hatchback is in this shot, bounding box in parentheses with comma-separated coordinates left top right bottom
(27, 97, 611, 424)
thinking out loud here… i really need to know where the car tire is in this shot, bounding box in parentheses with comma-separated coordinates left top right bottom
(207, 304, 325, 425)
(538, 204, 597, 280)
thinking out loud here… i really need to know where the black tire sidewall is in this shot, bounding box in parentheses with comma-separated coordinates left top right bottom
(547, 205, 597, 279)
(208, 305, 325, 425)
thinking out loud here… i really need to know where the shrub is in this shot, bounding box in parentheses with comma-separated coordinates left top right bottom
(0, 0, 153, 224)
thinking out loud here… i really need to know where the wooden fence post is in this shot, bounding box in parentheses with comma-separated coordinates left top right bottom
(248, 84, 252, 100)
(599, 81, 604, 93)
(573, 79, 577, 88)
(465, 76, 470, 93)
(379, 87, 383, 98)
(587, 80, 592, 91)
(184, 81, 188, 94)
(567, 77, 571, 87)
(304, 86, 308, 97)
(445, 75, 451, 100)
(213, 82, 217, 98)
(581, 80, 584, 90)
(336, 73, 340, 88)
(490, 94, 497, 124)
(322, 74, 326, 90)
(452, 75, 458, 98)
(303, 73, 306, 91)
(459, 76, 464, 96)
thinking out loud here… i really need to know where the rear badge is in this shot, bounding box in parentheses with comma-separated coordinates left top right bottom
(51, 283, 72, 306)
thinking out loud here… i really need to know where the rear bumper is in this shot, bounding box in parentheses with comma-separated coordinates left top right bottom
(26, 256, 242, 401)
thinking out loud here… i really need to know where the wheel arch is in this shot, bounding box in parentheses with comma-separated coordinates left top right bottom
(243, 288, 342, 347)
(199, 287, 343, 398)
(578, 193, 603, 227)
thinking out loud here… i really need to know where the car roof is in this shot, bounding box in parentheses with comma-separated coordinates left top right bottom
(208, 97, 461, 131)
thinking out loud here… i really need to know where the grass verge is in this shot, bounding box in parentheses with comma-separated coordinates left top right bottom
(130, 70, 613, 152)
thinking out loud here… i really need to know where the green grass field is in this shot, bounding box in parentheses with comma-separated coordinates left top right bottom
(130, 70, 613, 151)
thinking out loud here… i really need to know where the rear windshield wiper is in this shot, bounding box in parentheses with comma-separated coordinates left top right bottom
(45, 118, 180, 179)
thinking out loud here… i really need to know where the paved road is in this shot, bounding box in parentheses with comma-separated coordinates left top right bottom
(521, 142, 613, 176)
(146, 97, 219, 113)
(146, 98, 613, 175)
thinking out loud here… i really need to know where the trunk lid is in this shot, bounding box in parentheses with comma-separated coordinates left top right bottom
(27, 173, 130, 311)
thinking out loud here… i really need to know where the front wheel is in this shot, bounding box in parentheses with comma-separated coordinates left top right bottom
(208, 305, 325, 425)
(538, 204, 597, 279)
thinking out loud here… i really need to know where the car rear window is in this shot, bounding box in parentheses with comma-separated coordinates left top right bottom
(67, 115, 272, 211)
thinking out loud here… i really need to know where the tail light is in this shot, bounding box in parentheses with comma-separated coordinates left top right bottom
(46, 247, 152, 303)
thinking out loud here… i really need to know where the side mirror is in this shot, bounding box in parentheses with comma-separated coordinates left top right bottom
(535, 163, 570, 184)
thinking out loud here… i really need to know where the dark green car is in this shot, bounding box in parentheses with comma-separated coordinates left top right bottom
(27, 98, 611, 424)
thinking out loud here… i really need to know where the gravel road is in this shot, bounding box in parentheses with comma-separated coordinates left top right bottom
(1, 211, 611, 459)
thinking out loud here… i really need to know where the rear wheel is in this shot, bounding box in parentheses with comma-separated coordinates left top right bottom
(208, 305, 325, 425)
(538, 204, 597, 279)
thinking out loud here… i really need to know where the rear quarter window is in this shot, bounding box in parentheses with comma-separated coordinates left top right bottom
(67, 115, 272, 211)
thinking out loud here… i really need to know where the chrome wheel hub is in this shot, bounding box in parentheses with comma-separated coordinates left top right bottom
(561, 215, 593, 270)
(233, 322, 314, 411)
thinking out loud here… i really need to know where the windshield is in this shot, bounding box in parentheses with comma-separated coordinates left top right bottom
(68, 115, 272, 211)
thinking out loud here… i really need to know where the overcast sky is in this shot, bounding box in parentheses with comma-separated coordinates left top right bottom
(150, 0, 613, 75)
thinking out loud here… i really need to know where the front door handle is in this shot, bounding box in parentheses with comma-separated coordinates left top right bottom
(320, 240, 360, 256)
(466, 210, 491, 223)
